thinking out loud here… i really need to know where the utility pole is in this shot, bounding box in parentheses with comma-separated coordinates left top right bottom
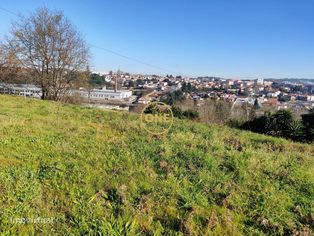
(115, 68, 120, 92)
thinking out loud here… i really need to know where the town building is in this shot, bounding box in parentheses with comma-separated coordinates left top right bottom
(79, 87, 132, 101)
(0, 83, 42, 98)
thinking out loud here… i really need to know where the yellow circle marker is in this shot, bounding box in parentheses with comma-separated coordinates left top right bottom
(140, 101, 174, 135)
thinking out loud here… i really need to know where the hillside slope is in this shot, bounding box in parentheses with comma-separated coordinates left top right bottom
(0, 95, 313, 235)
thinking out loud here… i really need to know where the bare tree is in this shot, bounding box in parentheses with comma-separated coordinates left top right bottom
(0, 45, 6, 81)
(0, 44, 26, 84)
(5, 7, 89, 100)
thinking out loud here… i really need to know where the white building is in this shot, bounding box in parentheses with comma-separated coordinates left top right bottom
(0, 83, 132, 101)
(0, 83, 42, 98)
(138, 96, 152, 104)
(79, 87, 132, 101)
(234, 97, 255, 105)
(254, 78, 264, 85)
(267, 91, 281, 98)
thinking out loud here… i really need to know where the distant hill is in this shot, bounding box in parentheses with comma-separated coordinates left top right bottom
(0, 95, 313, 235)
(265, 78, 314, 84)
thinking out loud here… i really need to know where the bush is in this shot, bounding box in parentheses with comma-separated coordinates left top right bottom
(241, 115, 270, 134)
(171, 106, 184, 118)
(172, 106, 199, 120)
(301, 109, 314, 142)
(238, 109, 310, 143)
(182, 109, 199, 120)
(226, 119, 244, 128)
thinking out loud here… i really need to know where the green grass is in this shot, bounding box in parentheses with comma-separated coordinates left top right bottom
(0, 95, 313, 235)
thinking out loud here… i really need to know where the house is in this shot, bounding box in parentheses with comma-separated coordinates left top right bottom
(264, 98, 278, 106)
(297, 95, 314, 101)
(267, 91, 281, 98)
(138, 96, 152, 104)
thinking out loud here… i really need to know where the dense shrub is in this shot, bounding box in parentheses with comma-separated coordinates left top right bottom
(172, 106, 199, 120)
(235, 109, 313, 143)
(160, 90, 185, 105)
(301, 108, 314, 142)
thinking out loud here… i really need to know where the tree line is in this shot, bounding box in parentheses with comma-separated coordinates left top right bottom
(230, 109, 314, 143)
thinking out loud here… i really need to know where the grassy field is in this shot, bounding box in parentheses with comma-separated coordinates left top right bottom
(0, 95, 313, 235)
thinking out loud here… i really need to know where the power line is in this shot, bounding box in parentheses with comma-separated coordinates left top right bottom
(0, 6, 180, 75)
(88, 44, 178, 74)
(0, 6, 19, 17)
